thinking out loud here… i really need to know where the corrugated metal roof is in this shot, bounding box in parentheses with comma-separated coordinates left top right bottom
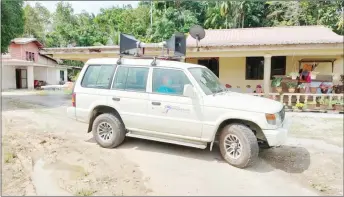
(186, 25, 343, 47)
(11, 38, 44, 48)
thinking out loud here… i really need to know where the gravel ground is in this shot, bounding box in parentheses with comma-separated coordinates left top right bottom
(1, 91, 343, 196)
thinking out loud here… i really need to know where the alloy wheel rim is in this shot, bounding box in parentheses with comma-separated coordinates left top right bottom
(97, 122, 113, 141)
(224, 134, 242, 159)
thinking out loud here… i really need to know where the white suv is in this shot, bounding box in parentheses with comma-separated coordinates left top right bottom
(67, 57, 288, 168)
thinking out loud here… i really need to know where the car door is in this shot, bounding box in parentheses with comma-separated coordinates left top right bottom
(107, 65, 150, 130)
(147, 67, 203, 138)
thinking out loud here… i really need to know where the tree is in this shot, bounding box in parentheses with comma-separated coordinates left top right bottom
(148, 7, 198, 42)
(23, 3, 51, 44)
(1, 0, 24, 53)
(46, 2, 78, 47)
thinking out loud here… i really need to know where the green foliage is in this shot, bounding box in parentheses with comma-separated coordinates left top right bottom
(318, 98, 330, 105)
(307, 101, 317, 105)
(2, 0, 344, 58)
(1, 0, 24, 53)
(294, 102, 305, 109)
(271, 77, 283, 87)
(286, 82, 298, 88)
(23, 3, 51, 44)
(332, 99, 344, 105)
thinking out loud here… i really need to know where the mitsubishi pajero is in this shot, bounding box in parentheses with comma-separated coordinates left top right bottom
(67, 57, 288, 168)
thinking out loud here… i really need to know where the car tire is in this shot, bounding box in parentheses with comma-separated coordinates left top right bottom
(92, 113, 125, 148)
(219, 123, 259, 168)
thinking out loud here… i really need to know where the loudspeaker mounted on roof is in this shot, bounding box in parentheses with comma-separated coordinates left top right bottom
(118, 32, 186, 61)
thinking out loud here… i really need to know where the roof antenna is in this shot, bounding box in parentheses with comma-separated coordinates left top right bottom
(151, 57, 157, 66)
(117, 55, 122, 65)
(189, 25, 206, 52)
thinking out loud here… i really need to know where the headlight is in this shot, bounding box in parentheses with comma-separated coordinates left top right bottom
(265, 113, 281, 125)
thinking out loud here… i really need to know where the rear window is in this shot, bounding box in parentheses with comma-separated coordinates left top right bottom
(81, 64, 116, 89)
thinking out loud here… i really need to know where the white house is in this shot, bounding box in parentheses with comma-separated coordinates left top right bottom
(1, 38, 68, 90)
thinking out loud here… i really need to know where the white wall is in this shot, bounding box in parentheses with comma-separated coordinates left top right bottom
(46, 67, 57, 85)
(56, 68, 68, 82)
(1, 65, 16, 90)
(33, 67, 47, 81)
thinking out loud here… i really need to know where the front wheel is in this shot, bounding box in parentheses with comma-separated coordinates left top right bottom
(92, 113, 125, 148)
(219, 124, 259, 168)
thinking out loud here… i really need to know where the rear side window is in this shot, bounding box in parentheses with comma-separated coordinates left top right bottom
(81, 64, 116, 89)
(112, 66, 149, 92)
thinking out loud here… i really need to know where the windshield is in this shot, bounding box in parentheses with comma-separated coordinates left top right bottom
(188, 67, 226, 95)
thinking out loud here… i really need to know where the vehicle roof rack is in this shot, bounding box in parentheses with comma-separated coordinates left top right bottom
(118, 33, 186, 64)
(116, 54, 184, 66)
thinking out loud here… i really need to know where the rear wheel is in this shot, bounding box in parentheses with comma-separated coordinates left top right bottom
(92, 113, 125, 148)
(219, 123, 259, 168)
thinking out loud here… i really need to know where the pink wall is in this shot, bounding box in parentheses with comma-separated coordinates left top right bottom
(9, 42, 39, 61)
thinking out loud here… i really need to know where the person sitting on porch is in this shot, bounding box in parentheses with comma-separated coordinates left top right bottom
(299, 64, 312, 93)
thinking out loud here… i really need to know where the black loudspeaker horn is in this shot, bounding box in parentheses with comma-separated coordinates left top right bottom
(120, 33, 139, 54)
(166, 33, 186, 56)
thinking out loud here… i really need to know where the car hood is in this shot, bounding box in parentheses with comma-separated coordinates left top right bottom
(203, 91, 283, 114)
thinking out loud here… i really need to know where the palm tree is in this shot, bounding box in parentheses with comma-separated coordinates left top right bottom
(204, 2, 225, 29)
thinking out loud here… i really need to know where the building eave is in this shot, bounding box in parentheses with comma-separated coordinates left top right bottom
(40, 42, 344, 61)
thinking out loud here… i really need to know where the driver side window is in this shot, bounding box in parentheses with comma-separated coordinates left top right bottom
(152, 68, 191, 96)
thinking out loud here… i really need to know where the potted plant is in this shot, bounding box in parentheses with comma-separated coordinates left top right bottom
(294, 102, 305, 110)
(286, 82, 298, 93)
(306, 101, 317, 110)
(298, 84, 306, 93)
(333, 100, 344, 111)
(318, 98, 330, 110)
(310, 71, 319, 79)
(289, 72, 299, 80)
(271, 77, 283, 93)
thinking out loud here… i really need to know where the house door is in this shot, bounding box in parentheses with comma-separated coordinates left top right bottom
(60, 70, 65, 82)
(15, 69, 27, 89)
(198, 58, 219, 77)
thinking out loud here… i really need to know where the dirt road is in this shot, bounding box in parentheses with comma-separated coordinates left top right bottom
(2, 92, 343, 196)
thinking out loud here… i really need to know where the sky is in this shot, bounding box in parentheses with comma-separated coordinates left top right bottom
(25, 1, 139, 15)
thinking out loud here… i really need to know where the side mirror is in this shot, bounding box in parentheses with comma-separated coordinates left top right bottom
(183, 84, 196, 98)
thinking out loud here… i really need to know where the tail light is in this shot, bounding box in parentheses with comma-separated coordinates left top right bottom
(72, 93, 76, 107)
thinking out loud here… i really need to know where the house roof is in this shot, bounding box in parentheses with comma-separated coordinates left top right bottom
(11, 38, 44, 48)
(186, 25, 344, 47)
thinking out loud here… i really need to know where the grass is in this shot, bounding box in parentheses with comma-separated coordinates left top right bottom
(4, 151, 17, 163)
(75, 189, 96, 196)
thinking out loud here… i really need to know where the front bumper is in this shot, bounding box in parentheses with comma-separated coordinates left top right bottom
(262, 118, 290, 147)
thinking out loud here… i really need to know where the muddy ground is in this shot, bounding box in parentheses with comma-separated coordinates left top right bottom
(1, 91, 343, 196)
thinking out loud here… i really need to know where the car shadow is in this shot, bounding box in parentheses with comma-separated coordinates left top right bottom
(86, 137, 310, 173)
(258, 145, 311, 173)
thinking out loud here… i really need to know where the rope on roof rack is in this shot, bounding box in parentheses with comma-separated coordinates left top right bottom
(151, 57, 157, 66)
(117, 55, 122, 65)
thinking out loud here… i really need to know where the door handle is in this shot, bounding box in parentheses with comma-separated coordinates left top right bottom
(151, 101, 161, 106)
(112, 97, 120, 101)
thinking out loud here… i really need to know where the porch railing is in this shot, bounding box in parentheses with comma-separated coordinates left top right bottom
(248, 93, 343, 108)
